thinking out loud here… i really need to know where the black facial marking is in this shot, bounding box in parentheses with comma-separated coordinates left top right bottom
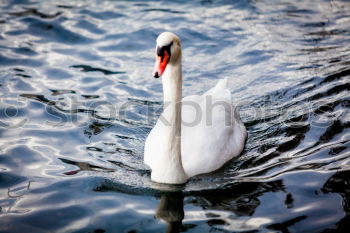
(156, 41, 173, 59)
(154, 71, 159, 78)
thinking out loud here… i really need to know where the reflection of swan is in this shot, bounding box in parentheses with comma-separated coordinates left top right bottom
(144, 32, 247, 184)
(156, 192, 184, 233)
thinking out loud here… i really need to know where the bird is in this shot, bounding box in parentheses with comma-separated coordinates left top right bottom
(144, 32, 247, 184)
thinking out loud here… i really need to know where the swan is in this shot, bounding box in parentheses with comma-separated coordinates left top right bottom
(144, 32, 247, 184)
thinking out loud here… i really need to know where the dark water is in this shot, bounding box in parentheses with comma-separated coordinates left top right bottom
(1, 0, 350, 232)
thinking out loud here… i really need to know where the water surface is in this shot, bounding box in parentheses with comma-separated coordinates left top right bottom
(0, 0, 350, 232)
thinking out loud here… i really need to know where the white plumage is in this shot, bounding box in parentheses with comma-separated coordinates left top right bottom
(144, 32, 247, 184)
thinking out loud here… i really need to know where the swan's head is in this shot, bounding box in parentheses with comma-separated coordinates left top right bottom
(153, 32, 181, 78)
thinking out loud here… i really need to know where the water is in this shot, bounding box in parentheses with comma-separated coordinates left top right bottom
(0, 0, 349, 232)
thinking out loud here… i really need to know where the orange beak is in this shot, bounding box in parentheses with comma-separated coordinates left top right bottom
(153, 50, 170, 78)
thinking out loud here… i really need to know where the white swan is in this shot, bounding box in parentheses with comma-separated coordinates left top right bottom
(144, 32, 247, 184)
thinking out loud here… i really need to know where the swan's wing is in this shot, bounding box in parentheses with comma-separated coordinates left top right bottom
(181, 78, 247, 177)
(204, 77, 229, 96)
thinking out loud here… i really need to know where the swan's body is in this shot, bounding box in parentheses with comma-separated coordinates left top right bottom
(144, 32, 247, 184)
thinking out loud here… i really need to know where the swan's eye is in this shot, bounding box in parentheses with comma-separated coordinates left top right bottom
(157, 41, 173, 60)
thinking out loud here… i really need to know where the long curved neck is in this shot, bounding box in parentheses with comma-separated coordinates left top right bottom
(162, 61, 182, 151)
(163, 63, 182, 104)
(159, 57, 188, 183)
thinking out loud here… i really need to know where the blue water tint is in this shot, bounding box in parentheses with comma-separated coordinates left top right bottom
(1, 0, 350, 232)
